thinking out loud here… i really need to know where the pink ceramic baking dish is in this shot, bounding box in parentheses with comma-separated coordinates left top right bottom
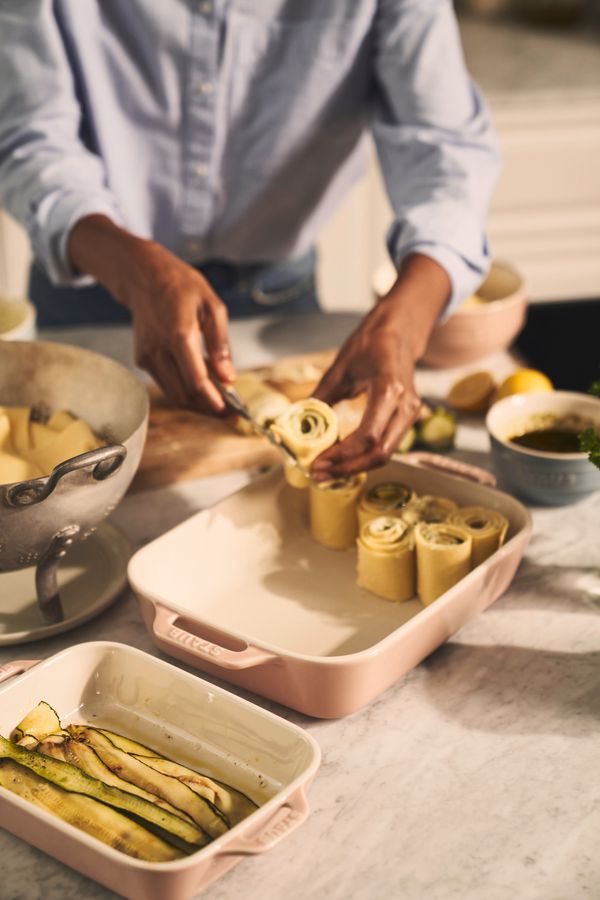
(0, 642, 320, 900)
(129, 456, 532, 719)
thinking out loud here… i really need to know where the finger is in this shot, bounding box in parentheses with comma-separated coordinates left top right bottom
(144, 351, 189, 409)
(174, 330, 225, 413)
(312, 379, 398, 473)
(316, 396, 420, 480)
(201, 294, 236, 384)
(313, 429, 394, 481)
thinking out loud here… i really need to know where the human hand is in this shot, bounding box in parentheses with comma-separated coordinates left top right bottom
(311, 304, 422, 480)
(121, 241, 235, 413)
(68, 216, 234, 413)
(311, 253, 451, 479)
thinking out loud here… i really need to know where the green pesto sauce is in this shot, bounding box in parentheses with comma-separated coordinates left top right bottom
(510, 428, 581, 453)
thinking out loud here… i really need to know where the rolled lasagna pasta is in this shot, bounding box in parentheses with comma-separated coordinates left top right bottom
(357, 481, 415, 528)
(400, 495, 458, 527)
(309, 473, 366, 550)
(270, 398, 338, 488)
(357, 516, 415, 602)
(449, 506, 509, 567)
(415, 522, 472, 606)
(233, 373, 290, 435)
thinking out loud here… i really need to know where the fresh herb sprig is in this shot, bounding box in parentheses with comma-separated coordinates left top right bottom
(579, 380, 600, 470)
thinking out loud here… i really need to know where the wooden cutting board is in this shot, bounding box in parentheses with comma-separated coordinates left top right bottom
(131, 350, 363, 491)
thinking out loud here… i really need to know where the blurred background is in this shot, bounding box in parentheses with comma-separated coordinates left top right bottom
(1, 0, 599, 386)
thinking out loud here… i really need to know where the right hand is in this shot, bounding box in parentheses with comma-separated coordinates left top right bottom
(68, 216, 235, 414)
(120, 240, 234, 413)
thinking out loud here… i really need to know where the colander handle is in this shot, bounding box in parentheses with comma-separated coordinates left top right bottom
(402, 451, 497, 486)
(4, 444, 127, 508)
(0, 659, 40, 686)
(152, 604, 276, 670)
(219, 789, 310, 857)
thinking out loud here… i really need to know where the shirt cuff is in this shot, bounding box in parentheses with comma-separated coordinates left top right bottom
(391, 239, 492, 322)
(28, 191, 124, 287)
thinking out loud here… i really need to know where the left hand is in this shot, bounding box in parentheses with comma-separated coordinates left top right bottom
(311, 253, 451, 480)
(311, 303, 422, 480)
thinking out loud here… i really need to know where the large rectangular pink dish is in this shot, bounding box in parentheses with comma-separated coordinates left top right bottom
(129, 458, 532, 718)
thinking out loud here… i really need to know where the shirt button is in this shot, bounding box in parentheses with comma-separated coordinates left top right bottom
(198, 1, 212, 13)
(187, 240, 201, 256)
(194, 163, 209, 178)
(197, 81, 214, 95)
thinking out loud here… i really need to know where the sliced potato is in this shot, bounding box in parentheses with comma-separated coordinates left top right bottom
(47, 410, 77, 431)
(24, 419, 102, 473)
(0, 451, 42, 484)
(4, 407, 31, 453)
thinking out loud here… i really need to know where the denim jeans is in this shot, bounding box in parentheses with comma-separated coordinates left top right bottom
(29, 249, 319, 327)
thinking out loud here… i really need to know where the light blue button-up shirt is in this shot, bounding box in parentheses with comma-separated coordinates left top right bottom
(0, 0, 500, 313)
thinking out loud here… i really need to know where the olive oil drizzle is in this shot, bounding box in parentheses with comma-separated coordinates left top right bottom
(510, 428, 582, 453)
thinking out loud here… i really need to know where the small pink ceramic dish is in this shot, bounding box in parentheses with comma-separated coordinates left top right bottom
(421, 260, 528, 368)
(129, 455, 532, 719)
(0, 642, 321, 900)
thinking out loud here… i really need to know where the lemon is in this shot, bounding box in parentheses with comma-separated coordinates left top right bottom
(447, 371, 496, 413)
(495, 368, 554, 401)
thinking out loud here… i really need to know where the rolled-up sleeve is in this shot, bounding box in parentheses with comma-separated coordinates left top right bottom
(371, 0, 501, 316)
(0, 0, 122, 286)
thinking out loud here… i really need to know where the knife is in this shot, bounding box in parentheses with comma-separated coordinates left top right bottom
(213, 378, 302, 470)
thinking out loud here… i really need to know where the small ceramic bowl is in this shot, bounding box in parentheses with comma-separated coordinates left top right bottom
(421, 261, 528, 368)
(0, 297, 36, 341)
(486, 391, 600, 506)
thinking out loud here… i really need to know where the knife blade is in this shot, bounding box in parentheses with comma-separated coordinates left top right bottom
(213, 379, 301, 469)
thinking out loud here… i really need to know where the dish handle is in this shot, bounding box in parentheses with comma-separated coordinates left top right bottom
(402, 451, 496, 486)
(219, 790, 309, 857)
(152, 605, 277, 670)
(0, 659, 40, 686)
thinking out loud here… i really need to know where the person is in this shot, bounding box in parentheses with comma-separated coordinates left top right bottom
(0, 1, 500, 480)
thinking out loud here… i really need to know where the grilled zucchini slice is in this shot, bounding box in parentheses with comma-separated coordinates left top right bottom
(67, 726, 229, 838)
(0, 759, 184, 862)
(10, 701, 67, 747)
(0, 734, 208, 849)
(38, 738, 197, 825)
(96, 727, 258, 824)
(136, 756, 258, 827)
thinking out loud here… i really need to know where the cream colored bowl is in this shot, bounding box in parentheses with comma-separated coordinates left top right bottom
(422, 261, 527, 368)
(0, 297, 36, 341)
(373, 260, 527, 369)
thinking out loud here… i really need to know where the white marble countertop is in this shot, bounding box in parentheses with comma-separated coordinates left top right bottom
(1, 316, 599, 900)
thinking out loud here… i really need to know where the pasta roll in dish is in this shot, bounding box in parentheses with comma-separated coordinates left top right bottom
(415, 522, 472, 606)
(400, 495, 458, 527)
(357, 516, 415, 602)
(449, 506, 509, 567)
(309, 473, 366, 550)
(270, 398, 338, 488)
(357, 481, 415, 528)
